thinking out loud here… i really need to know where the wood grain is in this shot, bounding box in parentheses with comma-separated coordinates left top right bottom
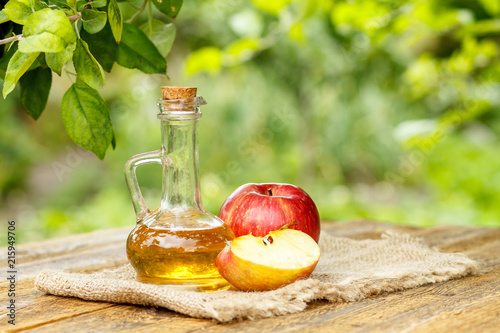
(1, 221, 499, 332)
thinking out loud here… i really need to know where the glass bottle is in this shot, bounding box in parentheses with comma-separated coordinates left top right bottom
(124, 86, 234, 291)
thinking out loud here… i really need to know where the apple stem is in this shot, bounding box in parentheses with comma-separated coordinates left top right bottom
(280, 221, 299, 230)
(267, 189, 273, 196)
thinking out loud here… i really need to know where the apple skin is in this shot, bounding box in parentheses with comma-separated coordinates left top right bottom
(215, 229, 320, 291)
(218, 183, 320, 243)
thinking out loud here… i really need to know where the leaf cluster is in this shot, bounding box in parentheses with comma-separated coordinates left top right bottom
(0, 0, 180, 159)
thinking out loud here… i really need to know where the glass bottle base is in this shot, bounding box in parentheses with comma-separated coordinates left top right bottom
(136, 274, 230, 292)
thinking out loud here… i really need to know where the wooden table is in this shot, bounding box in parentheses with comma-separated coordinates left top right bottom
(1, 220, 499, 332)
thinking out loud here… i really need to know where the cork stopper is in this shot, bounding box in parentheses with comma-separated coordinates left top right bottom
(161, 86, 197, 100)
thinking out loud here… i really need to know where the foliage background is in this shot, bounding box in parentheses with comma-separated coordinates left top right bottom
(1, 0, 500, 244)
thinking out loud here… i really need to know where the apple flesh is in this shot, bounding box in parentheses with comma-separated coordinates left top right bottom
(218, 183, 321, 243)
(215, 228, 321, 291)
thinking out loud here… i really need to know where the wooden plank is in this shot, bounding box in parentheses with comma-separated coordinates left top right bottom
(321, 220, 420, 239)
(411, 225, 500, 251)
(0, 227, 130, 280)
(4, 305, 218, 333)
(1, 226, 130, 263)
(0, 279, 117, 332)
(0, 227, 129, 332)
(411, 295, 500, 333)
(14, 242, 127, 279)
(190, 269, 500, 333)
(317, 270, 500, 333)
(0, 221, 498, 333)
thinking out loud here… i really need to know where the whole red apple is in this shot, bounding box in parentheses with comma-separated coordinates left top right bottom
(218, 183, 320, 242)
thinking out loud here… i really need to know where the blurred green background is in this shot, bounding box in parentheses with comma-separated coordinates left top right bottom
(1, 0, 500, 244)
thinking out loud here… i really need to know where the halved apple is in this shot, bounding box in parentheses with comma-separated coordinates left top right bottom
(215, 228, 321, 291)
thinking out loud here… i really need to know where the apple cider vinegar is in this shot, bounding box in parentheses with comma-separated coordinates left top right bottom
(127, 212, 233, 289)
(124, 87, 234, 291)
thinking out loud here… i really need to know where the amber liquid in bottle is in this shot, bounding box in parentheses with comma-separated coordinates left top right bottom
(127, 210, 234, 290)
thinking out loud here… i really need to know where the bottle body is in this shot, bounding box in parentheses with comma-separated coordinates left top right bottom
(127, 208, 234, 290)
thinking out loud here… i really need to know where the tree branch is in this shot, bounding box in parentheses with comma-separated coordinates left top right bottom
(0, 34, 22, 46)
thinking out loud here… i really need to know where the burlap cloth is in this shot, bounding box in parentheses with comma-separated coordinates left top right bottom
(35, 232, 478, 322)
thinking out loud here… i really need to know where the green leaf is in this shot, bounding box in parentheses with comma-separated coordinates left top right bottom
(185, 47, 221, 76)
(48, 0, 70, 8)
(76, 0, 87, 11)
(252, 0, 291, 16)
(92, 0, 107, 8)
(480, 0, 500, 16)
(27, 56, 41, 71)
(0, 44, 17, 80)
(73, 39, 105, 89)
(19, 67, 52, 120)
(2, 50, 39, 98)
(151, 0, 182, 19)
(36, 52, 48, 68)
(46, 42, 76, 76)
(19, 32, 67, 53)
(82, 9, 107, 34)
(140, 19, 176, 58)
(61, 82, 113, 160)
(117, 23, 166, 74)
(20, 8, 76, 53)
(3, 0, 43, 25)
(108, 0, 122, 43)
(80, 22, 118, 72)
(0, 10, 9, 24)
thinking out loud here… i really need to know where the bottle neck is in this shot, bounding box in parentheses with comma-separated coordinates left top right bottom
(160, 114, 202, 211)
